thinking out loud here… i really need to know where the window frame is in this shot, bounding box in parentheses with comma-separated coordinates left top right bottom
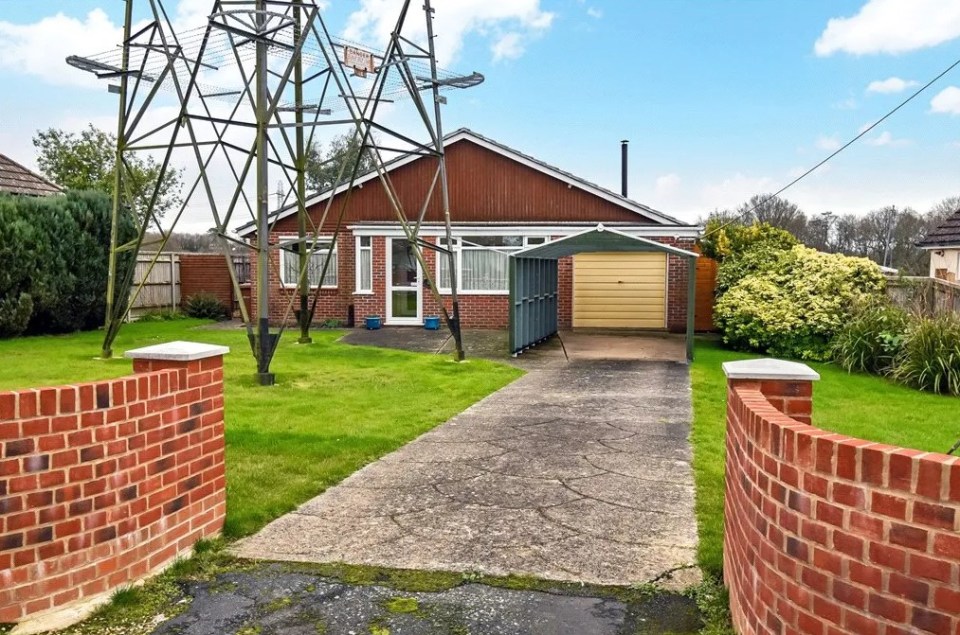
(279, 236, 338, 290)
(438, 234, 551, 295)
(355, 235, 373, 294)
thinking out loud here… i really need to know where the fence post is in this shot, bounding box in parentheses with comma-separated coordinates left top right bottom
(170, 254, 177, 311)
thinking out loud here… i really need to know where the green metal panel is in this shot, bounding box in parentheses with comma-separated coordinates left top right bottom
(509, 256, 558, 355)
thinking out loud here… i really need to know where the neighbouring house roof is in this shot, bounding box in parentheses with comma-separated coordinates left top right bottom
(0, 154, 63, 197)
(918, 209, 960, 249)
(237, 128, 690, 236)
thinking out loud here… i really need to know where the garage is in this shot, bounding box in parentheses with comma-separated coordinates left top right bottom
(573, 252, 667, 329)
(509, 224, 698, 360)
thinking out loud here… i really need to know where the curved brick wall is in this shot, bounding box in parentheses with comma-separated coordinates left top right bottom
(0, 352, 226, 624)
(724, 375, 959, 635)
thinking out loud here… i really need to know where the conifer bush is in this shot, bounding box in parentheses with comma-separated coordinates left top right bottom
(0, 191, 134, 337)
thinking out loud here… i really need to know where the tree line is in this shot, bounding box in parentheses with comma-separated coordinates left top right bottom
(702, 194, 957, 275)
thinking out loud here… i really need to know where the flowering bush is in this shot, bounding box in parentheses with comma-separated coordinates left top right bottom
(715, 246, 886, 361)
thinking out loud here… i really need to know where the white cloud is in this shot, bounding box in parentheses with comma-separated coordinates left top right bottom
(343, 0, 554, 66)
(586, 8, 603, 20)
(0, 1, 246, 89)
(815, 135, 841, 151)
(702, 173, 776, 211)
(0, 9, 126, 88)
(865, 131, 910, 146)
(815, 0, 960, 56)
(491, 32, 524, 61)
(931, 86, 960, 115)
(866, 77, 919, 94)
(833, 97, 859, 110)
(654, 173, 681, 197)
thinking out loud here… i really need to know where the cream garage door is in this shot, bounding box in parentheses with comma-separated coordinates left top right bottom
(573, 252, 667, 329)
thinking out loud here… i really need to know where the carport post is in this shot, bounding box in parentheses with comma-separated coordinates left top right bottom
(686, 254, 697, 362)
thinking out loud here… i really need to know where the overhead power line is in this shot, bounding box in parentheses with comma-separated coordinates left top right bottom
(703, 54, 960, 238)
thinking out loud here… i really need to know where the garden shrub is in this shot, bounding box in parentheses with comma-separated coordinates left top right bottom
(892, 314, 960, 395)
(183, 293, 230, 321)
(0, 191, 134, 338)
(832, 302, 909, 374)
(699, 221, 799, 293)
(137, 309, 189, 322)
(715, 246, 886, 361)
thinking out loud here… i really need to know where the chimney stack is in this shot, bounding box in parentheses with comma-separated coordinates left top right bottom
(620, 139, 629, 198)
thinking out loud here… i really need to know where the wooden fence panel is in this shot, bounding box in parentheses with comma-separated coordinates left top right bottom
(887, 276, 960, 317)
(694, 251, 718, 332)
(129, 253, 180, 315)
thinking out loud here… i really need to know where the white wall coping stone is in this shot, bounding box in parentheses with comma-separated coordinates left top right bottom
(124, 341, 230, 362)
(722, 358, 820, 382)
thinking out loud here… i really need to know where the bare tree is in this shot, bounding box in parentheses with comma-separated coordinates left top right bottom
(737, 194, 808, 239)
(805, 211, 835, 252)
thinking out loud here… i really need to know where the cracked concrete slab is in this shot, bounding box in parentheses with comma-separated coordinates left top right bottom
(234, 360, 699, 588)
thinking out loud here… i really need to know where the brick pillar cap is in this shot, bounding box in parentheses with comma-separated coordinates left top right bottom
(124, 341, 230, 361)
(722, 358, 819, 382)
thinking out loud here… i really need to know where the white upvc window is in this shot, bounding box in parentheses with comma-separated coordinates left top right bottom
(439, 235, 550, 294)
(356, 235, 373, 293)
(280, 237, 337, 288)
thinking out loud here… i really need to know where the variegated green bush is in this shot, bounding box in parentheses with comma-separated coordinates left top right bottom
(715, 245, 886, 361)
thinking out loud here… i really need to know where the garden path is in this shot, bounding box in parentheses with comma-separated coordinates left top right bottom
(234, 359, 699, 588)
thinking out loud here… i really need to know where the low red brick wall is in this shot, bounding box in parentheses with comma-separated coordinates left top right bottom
(0, 351, 226, 624)
(724, 367, 959, 635)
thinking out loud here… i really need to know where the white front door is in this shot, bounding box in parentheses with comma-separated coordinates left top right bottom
(386, 238, 423, 325)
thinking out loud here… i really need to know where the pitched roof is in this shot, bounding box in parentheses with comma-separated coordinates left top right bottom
(918, 208, 960, 248)
(237, 128, 690, 235)
(0, 154, 62, 197)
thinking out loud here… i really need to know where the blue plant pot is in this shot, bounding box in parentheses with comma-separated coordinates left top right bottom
(424, 316, 441, 330)
(365, 316, 382, 330)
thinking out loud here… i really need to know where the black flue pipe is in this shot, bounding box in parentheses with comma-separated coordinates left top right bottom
(620, 139, 629, 198)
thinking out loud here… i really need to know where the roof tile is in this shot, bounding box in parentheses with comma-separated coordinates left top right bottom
(918, 209, 960, 248)
(0, 154, 62, 197)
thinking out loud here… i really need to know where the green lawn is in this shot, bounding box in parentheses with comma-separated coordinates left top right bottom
(691, 338, 959, 578)
(0, 321, 522, 537)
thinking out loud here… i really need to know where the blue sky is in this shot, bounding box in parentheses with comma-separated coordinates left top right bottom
(1, 0, 959, 230)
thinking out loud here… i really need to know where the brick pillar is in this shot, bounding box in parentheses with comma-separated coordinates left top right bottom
(127, 341, 229, 385)
(723, 358, 820, 423)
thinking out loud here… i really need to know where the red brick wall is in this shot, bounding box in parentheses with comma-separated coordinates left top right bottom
(179, 254, 234, 312)
(0, 356, 226, 624)
(724, 376, 960, 635)
(252, 231, 695, 331)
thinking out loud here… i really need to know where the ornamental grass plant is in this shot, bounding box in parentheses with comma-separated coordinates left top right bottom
(892, 313, 960, 395)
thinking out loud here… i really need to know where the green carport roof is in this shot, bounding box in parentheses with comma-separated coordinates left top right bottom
(511, 224, 700, 260)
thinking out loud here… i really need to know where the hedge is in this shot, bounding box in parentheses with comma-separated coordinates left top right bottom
(0, 191, 135, 338)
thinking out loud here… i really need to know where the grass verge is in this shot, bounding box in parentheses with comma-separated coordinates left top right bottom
(0, 321, 522, 537)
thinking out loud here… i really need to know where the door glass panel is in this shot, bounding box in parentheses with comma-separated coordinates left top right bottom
(391, 290, 418, 319)
(391, 239, 418, 287)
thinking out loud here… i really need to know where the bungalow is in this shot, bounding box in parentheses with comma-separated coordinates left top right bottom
(919, 208, 960, 282)
(239, 129, 699, 331)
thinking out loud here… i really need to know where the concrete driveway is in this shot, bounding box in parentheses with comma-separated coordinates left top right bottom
(234, 359, 699, 588)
